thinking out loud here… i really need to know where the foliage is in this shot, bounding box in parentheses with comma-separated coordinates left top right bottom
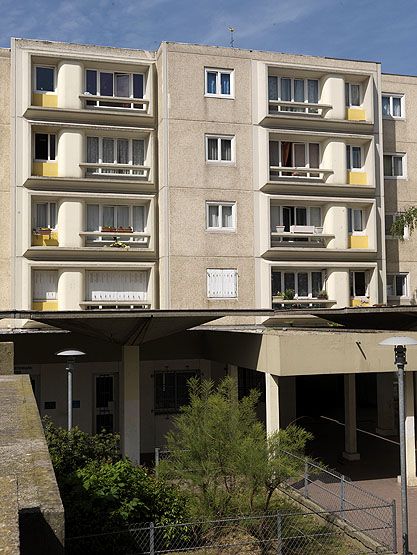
(317, 289, 328, 299)
(159, 377, 312, 518)
(390, 206, 417, 239)
(283, 288, 295, 300)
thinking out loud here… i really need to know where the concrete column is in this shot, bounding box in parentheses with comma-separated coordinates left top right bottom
(57, 199, 83, 247)
(279, 376, 296, 428)
(227, 364, 238, 381)
(343, 374, 360, 461)
(326, 268, 350, 308)
(57, 130, 83, 178)
(404, 371, 417, 486)
(57, 269, 83, 310)
(265, 373, 279, 436)
(376, 373, 396, 436)
(57, 60, 83, 110)
(320, 75, 345, 120)
(122, 346, 140, 464)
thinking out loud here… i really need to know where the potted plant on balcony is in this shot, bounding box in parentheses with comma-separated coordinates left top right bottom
(317, 290, 328, 300)
(283, 289, 295, 300)
(314, 226, 324, 235)
(117, 226, 133, 233)
(101, 226, 117, 233)
(275, 225, 285, 233)
(33, 227, 52, 237)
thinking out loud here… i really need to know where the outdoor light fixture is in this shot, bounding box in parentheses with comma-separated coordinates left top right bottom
(379, 336, 417, 555)
(56, 349, 86, 431)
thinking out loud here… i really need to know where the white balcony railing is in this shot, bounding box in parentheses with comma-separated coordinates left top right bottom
(79, 230, 151, 247)
(270, 227, 334, 248)
(79, 162, 150, 179)
(79, 94, 150, 112)
(269, 166, 333, 181)
(272, 297, 336, 309)
(268, 100, 332, 117)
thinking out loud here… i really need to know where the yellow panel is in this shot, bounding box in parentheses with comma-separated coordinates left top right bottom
(32, 301, 58, 311)
(31, 231, 59, 247)
(350, 299, 370, 307)
(348, 235, 369, 249)
(346, 108, 366, 121)
(32, 93, 58, 108)
(347, 171, 367, 185)
(32, 162, 58, 177)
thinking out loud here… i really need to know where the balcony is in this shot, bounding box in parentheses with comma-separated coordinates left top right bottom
(271, 226, 334, 248)
(32, 300, 58, 311)
(269, 165, 333, 182)
(79, 94, 150, 112)
(80, 162, 150, 179)
(268, 100, 332, 117)
(79, 228, 151, 249)
(32, 162, 58, 177)
(272, 297, 336, 310)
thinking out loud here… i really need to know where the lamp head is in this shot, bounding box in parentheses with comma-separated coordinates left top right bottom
(379, 336, 417, 347)
(55, 349, 86, 357)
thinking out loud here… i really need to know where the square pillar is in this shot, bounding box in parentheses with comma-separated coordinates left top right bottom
(121, 346, 140, 464)
(265, 373, 279, 436)
(376, 373, 396, 436)
(343, 374, 360, 461)
(405, 371, 417, 486)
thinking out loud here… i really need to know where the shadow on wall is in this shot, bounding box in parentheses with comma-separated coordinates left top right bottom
(19, 508, 64, 555)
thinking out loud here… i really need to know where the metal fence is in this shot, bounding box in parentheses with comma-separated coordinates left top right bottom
(66, 508, 395, 554)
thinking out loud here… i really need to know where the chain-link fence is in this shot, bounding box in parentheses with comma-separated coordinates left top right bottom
(66, 507, 395, 554)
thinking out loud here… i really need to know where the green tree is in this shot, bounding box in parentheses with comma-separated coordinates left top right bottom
(390, 206, 417, 238)
(159, 377, 312, 517)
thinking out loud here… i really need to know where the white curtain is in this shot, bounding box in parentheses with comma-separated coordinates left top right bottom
(103, 206, 115, 227)
(268, 76, 278, 101)
(132, 140, 145, 165)
(117, 139, 129, 165)
(103, 138, 114, 163)
(270, 205, 280, 231)
(33, 271, 58, 301)
(221, 139, 231, 161)
(222, 205, 233, 227)
(294, 79, 304, 102)
(115, 73, 129, 97)
(307, 80, 318, 103)
(133, 206, 145, 231)
(208, 205, 219, 227)
(393, 97, 401, 117)
(207, 138, 218, 160)
(87, 137, 99, 163)
(36, 203, 48, 228)
(87, 204, 99, 231)
(310, 207, 321, 227)
(116, 206, 129, 228)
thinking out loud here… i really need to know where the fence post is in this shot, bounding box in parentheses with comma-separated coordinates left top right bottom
(149, 522, 155, 555)
(340, 475, 345, 514)
(277, 513, 282, 555)
(304, 460, 309, 499)
(155, 448, 160, 476)
(391, 500, 397, 554)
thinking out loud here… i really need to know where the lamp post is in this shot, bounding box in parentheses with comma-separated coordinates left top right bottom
(379, 336, 417, 555)
(56, 349, 85, 431)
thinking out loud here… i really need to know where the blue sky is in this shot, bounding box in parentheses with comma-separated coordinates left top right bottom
(1, 0, 416, 75)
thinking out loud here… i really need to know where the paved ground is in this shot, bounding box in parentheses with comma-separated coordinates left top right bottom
(302, 415, 417, 554)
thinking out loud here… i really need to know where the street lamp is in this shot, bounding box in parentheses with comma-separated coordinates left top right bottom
(379, 336, 417, 555)
(56, 349, 85, 431)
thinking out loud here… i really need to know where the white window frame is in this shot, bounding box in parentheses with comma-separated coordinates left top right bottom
(268, 76, 320, 112)
(33, 133, 56, 162)
(270, 205, 322, 229)
(206, 202, 236, 231)
(269, 140, 321, 178)
(271, 270, 324, 299)
(346, 145, 363, 172)
(86, 136, 146, 175)
(350, 271, 369, 298)
(85, 69, 146, 106)
(383, 153, 407, 179)
(382, 94, 405, 119)
(347, 208, 366, 236)
(204, 68, 234, 98)
(207, 269, 238, 299)
(345, 82, 362, 107)
(205, 135, 235, 164)
(86, 203, 147, 242)
(387, 273, 409, 298)
(33, 202, 57, 230)
(33, 65, 56, 94)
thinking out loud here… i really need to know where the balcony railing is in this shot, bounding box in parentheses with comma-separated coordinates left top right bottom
(81, 301, 152, 310)
(79, 162, 150, 179)
(270, 226, 334, 248)
(269, 165, 333, 181)
(79, 230, 151, 247)
(272, 297, 336, 310)
(268, 100, 332, 117)
(79, 94, 150, 112)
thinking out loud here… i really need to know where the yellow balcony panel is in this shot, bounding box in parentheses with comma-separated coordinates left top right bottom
(350, 298, 370, 307)
(32, 162, 58, 177)
(32, 93, 58, 108)
(347, 171, 367, 185)
(348, 235, 369, 249)
(32, 300, 58, 311)
(346, 108, 366, 121)
(31, 230, 59, 247)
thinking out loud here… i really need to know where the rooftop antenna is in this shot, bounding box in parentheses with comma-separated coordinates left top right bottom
(228, 27, 235, 48)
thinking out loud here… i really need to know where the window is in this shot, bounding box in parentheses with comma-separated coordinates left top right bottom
(206, 202, 236, 230)
(382, 94, 404, 118)
(348, 208, 365, 234)
(206, 136, 234, 163)
(268, 76, 319, 113)
(205, 68, 233, 97)
(34, 66, 55, 92)
(86, 136, 145, 175)
(271, 270, 323, 298)
(387, 273, 409, 297)
(269, 141, 320, 178)
(155, 370, 197, 412)
(34, 133, 56, 161)
(207, 269, 238, 299)
(384, 154, 405, 178)
(270, 205, 322, 231)
(32, 270, 58, 301)
(86, 271, 148, 302)
(33, 202, 57, 230)
(85, 70, 145, 109)
(350, 271, 367, 297)
(345, 83, 361, 107)
(86, 204, 145, 239)
(346, 145, 362, 170)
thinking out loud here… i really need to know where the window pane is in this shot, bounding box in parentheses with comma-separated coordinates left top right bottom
(270, 205, 280, 230)
(294, 143, 306, 167)
(36, 204, 48, 228)
(87, 204, 99, 231)
(87, 137, 99, 163)
(347, 208, 353, 233)
(281, 78, 291, 101)
(117, 139, 129, 165)
(117, 206, 129, 228)
(309, 143, 319, 168)
(382, 96, 390, 116)
(100, 72, 113, 96)
(132, 140, 145, 165)
(295, 207, 307, 225)
(222, 205, 233, 227)
(133, 74, 144, 98)
(310, 207, 321, 227)
(345, 83, 350, 107)
(384, 155, 392, 176)
(393, 156, 403, 176)
(346, 145, 351, 170)
(207, 72, 217, 94)
(221, 139, 232, 161)
(207, 138, 218, 160)
(294, 80, 304, 102)
(35, 134, 48, 160)
(284, 272, 295, 291)
(208, 205, 219, 227)
(103, 138, 114, 163)
(103, 206, 115, 227)
(268, 76, 278, 101)
(132, 206, 145, 232)
(307, 80, 319, 103)
(86, 70, 97, 94)
(393, 97, 402, 117)
(96, 375, 113, 408)
(312, 272, 322, 297)
(351, 84, 360, 106)
(36, 67, 54, 92)
(176, 372, 194, 408)
(49, 203, 57, 229)
(272, 272, 281, 296)
(352, 147, 361, 169)
(49, 135, 56, 161)
(155, 373, 175, 410)
(396, 275, 406, 296)
(353, 209, 363, 231)
(115, 73, 129, 97)
(354, 272, 366, 296)
(221, 73, 231, 95)
(269, 141, 280, 166)
(297, 273, 308, 297)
